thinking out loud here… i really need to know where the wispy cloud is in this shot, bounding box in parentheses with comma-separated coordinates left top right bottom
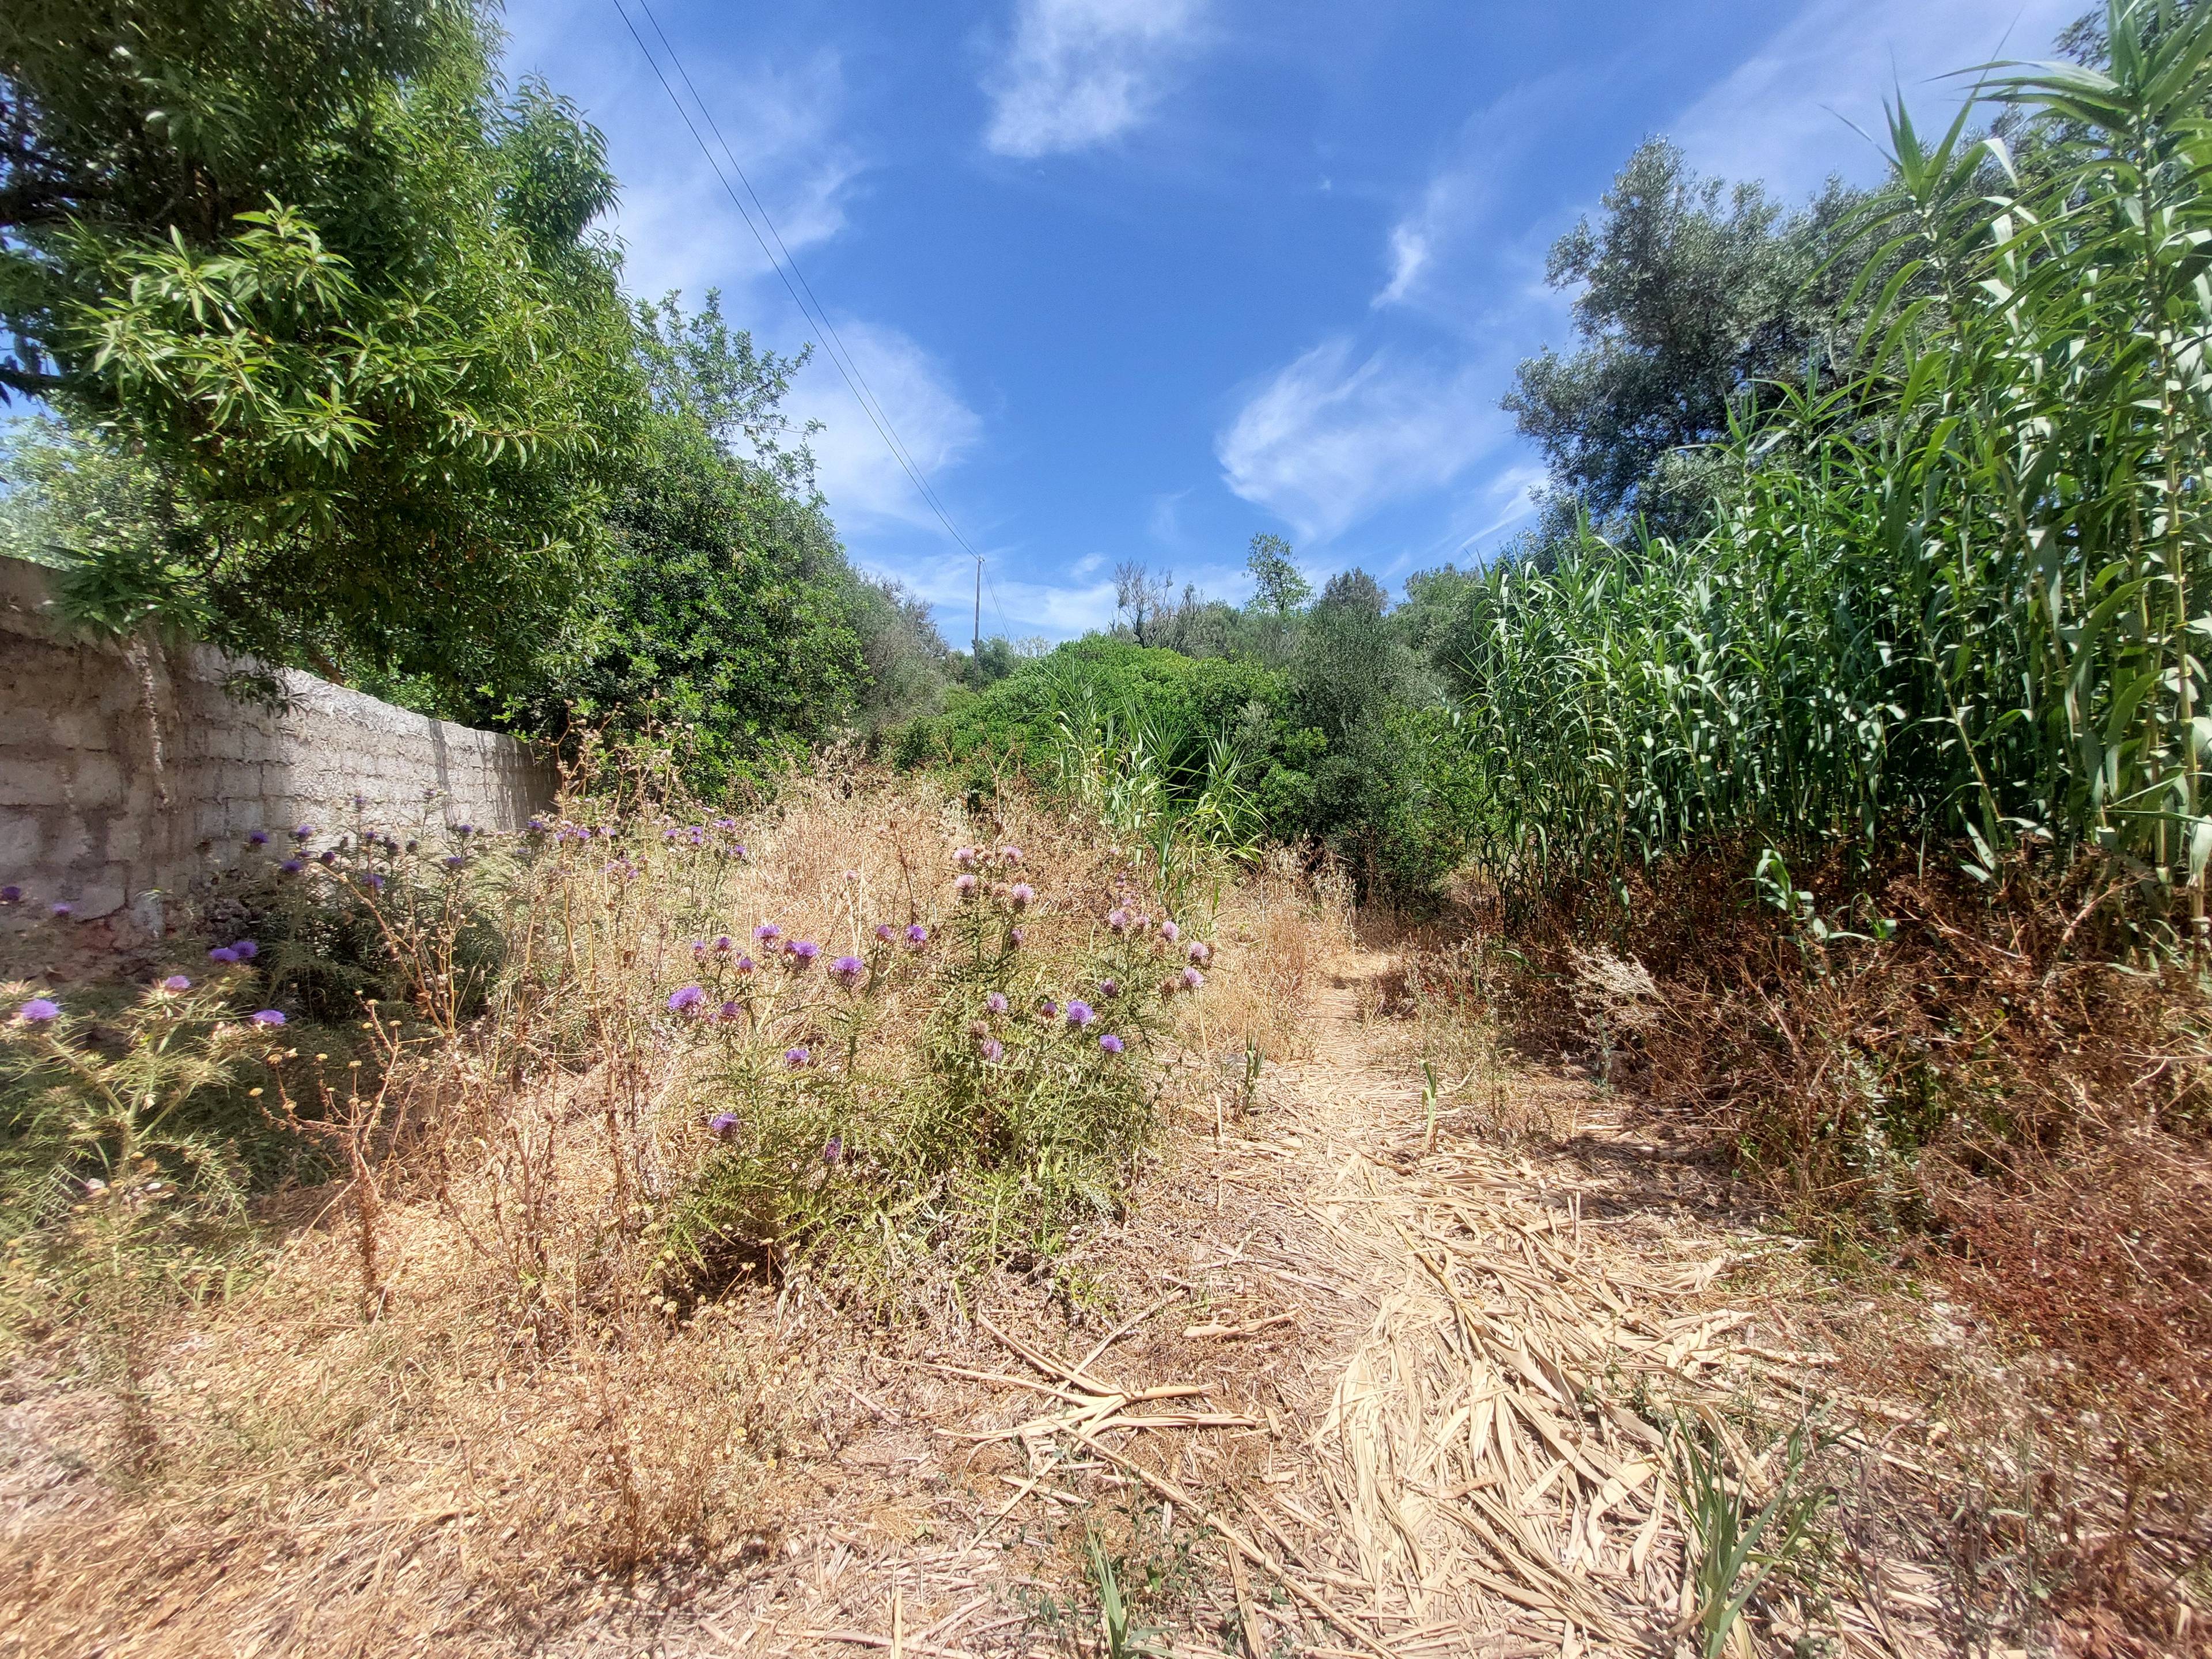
(1668, 0, 2078, 196)
(1216, 338, 1513, 544)
(983, 0, 1212, 159)
(786, 320, 984, 534)
(604, 52, 862, 306)
(866, 549, 1120, 641)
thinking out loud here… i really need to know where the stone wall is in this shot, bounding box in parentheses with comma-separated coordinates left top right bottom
(0, 556, 557, 934)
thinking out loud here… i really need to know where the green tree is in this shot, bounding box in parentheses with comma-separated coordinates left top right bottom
(2, 1, 638, 696)
(1244, 531, 1312, 614)
(499, 293, 949, 790)
(1502, 139, 1864, 537)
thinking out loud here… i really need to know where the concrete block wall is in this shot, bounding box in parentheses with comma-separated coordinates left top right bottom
(0, 556, 558, 934)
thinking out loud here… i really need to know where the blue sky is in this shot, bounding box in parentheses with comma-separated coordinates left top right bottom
(505, 0, 2080, 643)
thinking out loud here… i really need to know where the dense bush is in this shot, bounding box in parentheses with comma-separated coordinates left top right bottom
(0, 2, 952, 783)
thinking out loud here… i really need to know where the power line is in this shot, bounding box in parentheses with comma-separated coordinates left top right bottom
(606, 0, 983, 565)
(628, 0, 972, 556)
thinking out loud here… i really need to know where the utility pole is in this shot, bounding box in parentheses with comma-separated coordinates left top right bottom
(972, 552, 983, 681)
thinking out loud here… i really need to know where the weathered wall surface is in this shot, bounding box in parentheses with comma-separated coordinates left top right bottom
(0, 556, 556, 933)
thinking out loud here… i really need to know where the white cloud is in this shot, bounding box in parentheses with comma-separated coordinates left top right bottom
(1216, 338, 1513, 543)
(1365, 69, 1584, 324)
(603, 53, 862, 305)
(983, 0, 1211, 158)
(861, 549, 1119, 641)
(787, 321, 984, 533)
(1668, 0, 2079, 197)
(501, 0, 862, 305)
(1146, 487, 1192, 545)
(1375, 225, 1430, 309)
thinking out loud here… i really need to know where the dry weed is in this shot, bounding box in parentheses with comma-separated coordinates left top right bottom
(0, 767, 1279, 1657)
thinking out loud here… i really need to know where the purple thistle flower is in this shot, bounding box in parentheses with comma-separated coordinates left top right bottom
(1099, 978, 1120, 998)
(367, 873, 387, 891)
(19, 997, 60, 1022)
(1181, 966, 1206, 991)
(718, 999, 743, 1024)
(784, 1046, 812, 1069)
(161, 975, 191, 993)
(1009, 883, 1034, 910)
(527, 817, 546, 833)
(280, 859, 305, 875)
(954, 873, 978, 897)
(1007, 926, 1025, 948)
(232, 940, 259, 960)
(905, 923, 928, 947)
(443, 854, 465, 870)
(352, 793, 368, 808)
(1065, 1000, 1095, 1028)
(709, 1111, 740, 1140)
(735, 953, 757, 974)
(755, 922, 782, 942)
(785, 939, 819, 967)
(1188, 941, 1211, 965)
(207, 946, 240, 965)
(830, 954, 866, 987)
(317, 850, 338, 866)
(986, 992, 1009, 1015)
(953, 846, 976, 867)
(713, 935, 733, 953)
(999, 846, 1022, 864)
(50, 902, 71, 918)
(1134, 914, 1152, 932)
(692, 939, 711, 959)
(876, 922, 896, 942)
(1107, 908, 1130, 933)
(247, 831, 270, 847)
(733, 844, 748, 862)
(293, 825, 314, 842)
(0, 885, 18, 904)
(668, 985, 707, 1015)
(1037, 998, 1059, 1019)
(824, 1137, 843, 1165)
(1160, 920, 1180, 943)
(843, 868, 861, 883)
(980, 1039, 1004, 1063)
(250, 1009, 286, 1026)
(1099, 1033, 1125, 1055)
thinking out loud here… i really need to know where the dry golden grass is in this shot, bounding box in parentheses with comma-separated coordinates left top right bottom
(0, 771, 1268, 1657)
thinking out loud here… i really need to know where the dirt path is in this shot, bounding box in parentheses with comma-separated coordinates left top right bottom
(560, 950, 1929, 1658)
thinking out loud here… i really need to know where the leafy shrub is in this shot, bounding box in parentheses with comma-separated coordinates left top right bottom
(655, 844, 1203, 1296)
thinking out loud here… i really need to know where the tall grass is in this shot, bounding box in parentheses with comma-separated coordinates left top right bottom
(1038, 656, 1266, 919)
(1444, 0, 2212, 946)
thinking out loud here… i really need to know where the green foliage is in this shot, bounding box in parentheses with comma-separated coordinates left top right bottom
(5, 1, 635, 695)
(1, 978, 259, 1234)
(1502, 138, 1870, 539)
(1422, 1, 2212, 941)
(902, 639, 1288, 782)
(654, 850, 1185, 1293)
(516, 295, 873, 791)
(1, 0, 461, 343)
(1672, 1420, 1831, 1659)
(1243, 531, 1311, 615)
(59, 200, 626, 679)
(3, 5, 949, 776)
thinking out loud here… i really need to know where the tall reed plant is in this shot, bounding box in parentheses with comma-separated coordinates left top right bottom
(1442, 0, 2212, 948)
